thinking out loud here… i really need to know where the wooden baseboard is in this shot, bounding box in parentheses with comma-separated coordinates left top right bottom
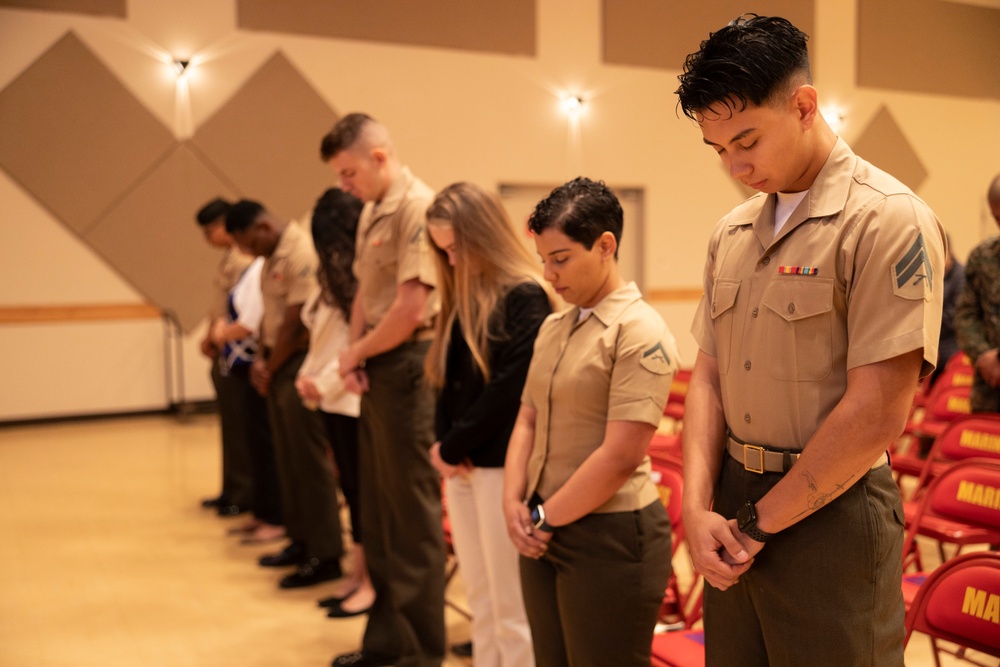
(0, 303, 161, 324)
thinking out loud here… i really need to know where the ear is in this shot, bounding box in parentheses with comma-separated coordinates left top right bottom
(598, 231, 618, 259)
(791, 85, 820, 129)
(371, 147, 388, 166)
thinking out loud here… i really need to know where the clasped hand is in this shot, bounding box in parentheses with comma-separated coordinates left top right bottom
(685, 508, 762, 591)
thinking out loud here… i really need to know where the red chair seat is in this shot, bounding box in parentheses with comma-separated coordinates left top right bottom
(651, 630, 705, 667)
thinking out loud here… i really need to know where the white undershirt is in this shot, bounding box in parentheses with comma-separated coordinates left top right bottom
(774, 190, 809, 236)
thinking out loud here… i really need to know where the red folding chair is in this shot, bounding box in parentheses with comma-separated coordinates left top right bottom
(901, 458, 1000, 573)
(651, 629, 705, 667)
(649, 431, 683, 462)
(662, 368, 692, 433)
(905, 415, 1000, 502)
(894, 411, 1000, 502)
(903, 550, 1000, 667)
(648, 452, 702, 630)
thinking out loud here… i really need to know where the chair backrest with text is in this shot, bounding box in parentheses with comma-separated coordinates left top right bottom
(904, 551, 1000, 663)
(902, 459, 1000, 571)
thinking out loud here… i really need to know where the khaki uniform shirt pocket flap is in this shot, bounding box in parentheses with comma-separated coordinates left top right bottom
(762, 279, 833, 322)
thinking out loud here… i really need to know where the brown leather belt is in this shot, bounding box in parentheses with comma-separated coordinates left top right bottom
(726, 435, 888, 474)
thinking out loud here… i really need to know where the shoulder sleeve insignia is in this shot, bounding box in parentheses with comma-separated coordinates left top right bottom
(640, 341, 673, 375)
(892, 232, 934, 301)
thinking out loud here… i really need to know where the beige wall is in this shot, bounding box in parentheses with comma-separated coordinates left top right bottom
(1, 0, 999, 420)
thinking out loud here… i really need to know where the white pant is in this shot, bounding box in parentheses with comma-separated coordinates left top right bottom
(445, 468, 535, 667)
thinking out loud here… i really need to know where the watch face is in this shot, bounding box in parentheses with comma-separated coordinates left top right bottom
(737, 501, 754, 530)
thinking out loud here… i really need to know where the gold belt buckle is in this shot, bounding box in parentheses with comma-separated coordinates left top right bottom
(744, 444, 766, 474)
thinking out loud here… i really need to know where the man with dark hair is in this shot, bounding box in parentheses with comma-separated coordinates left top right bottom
(320, 114, 445, 667)
(676, 15, 945, 666)
(225, 200, 346, 589)
(195, 197, 254, 516)
(955, 173, 1000, 410)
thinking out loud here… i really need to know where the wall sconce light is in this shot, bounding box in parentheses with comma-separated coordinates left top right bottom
(561, 95, 585, 116)
(173, 59, 190, 76)
(821, 104, 845, 133)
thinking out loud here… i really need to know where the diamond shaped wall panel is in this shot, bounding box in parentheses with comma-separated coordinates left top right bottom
(852, 106, 928, 193)
(85, 143, 240, 332)
(189, 52, 337, 221)
(0, 32, 176, 233)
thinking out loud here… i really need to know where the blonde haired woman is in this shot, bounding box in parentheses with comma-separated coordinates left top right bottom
(425, 182, 555, 667)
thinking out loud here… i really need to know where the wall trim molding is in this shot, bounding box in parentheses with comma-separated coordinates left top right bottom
(0, 303, 161, 324)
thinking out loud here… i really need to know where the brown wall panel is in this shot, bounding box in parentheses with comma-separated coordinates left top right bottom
(0, 0, 125, 16)
(852, 105, 928, 193)
(858, 0, 1000, 99)
(603, 0, 814, 70)
(189, 52, 338, 222)
(237, 0, 536, 56)
(85, 144, 239, 332)
(0, 32, 176, 233)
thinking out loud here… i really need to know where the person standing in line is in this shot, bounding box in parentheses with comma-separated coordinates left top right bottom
(195, 197, 254, 516)
(425, 182, 554, 667)
(208, 254, 285, 545)
(295, 188, 376, 617)
(503, 177, 678, 667)
(955, 173, 1000, 410)
(225, 200, 346, 589)
(321, 113, 445, 667)
(675, 15, 945, 666)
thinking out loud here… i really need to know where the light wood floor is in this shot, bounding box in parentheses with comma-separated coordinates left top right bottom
(0, 414, 990, 666)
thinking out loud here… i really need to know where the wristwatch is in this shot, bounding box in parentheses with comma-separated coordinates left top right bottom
(529, 504, 554, 533)
(736, 500, 771, 543)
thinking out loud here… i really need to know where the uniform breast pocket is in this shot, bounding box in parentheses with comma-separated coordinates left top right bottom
(762, 278, 834, 381)
(710, 280, 741, 375)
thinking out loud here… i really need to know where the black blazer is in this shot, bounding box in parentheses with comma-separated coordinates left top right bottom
(435, 281, 553, 468)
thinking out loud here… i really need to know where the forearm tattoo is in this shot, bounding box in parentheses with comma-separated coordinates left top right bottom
(792, 470, 856, 519)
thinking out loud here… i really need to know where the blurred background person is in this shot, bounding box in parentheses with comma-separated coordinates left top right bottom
(295, 188, 376, 617)
(208, 252, 285, 544)
(195, 197, 254, 516)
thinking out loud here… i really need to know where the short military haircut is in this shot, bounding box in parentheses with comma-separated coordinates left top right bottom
(527, 177, 623, 258)
(225, 199, 265, 234)
(320, 112, 376, 161)
(195, 197, 232, 226)
(675, 14, 811, 121)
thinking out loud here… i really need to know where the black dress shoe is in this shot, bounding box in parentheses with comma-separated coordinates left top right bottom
(450, 641, 473, 658)
(201, 495, 226, 508)
(279, 558, 343, 589)
(318, 591, 356, 608)
(331, 650, 395, 666)
(326, 599, 372, 618)
(258, 541, 305, 568)
(216, 503, 246, 516)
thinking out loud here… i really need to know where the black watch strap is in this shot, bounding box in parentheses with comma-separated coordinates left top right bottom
(737, 500, 771, 542)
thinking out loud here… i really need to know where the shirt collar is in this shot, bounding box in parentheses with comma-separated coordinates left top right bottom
(726, 137, 856, 236)
(582, 281, 643, 327)
(372, 166, 415, 219)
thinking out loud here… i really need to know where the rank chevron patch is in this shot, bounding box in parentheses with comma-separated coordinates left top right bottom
(892, 232, 934, 300)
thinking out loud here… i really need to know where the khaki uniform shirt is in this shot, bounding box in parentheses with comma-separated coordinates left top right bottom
(522, 282, 679, 513)
(692, 138, 945, 450)
(260, 222, 318, 348)
(209, 247, 253, 320)
(353, 166, 438, 330)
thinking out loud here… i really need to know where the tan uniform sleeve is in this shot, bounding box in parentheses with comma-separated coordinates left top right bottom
(395, 198, 437, 288)
(607, 307, 678, 425)
(845, 194, 945, 376)
(284, 245, 319, 307)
